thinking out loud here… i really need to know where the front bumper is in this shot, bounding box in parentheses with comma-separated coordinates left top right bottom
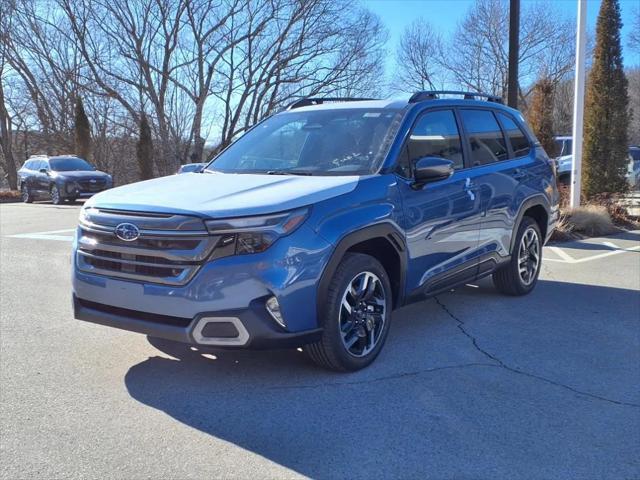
(72, 221, 334, 348)
(73, 294, 322, 349)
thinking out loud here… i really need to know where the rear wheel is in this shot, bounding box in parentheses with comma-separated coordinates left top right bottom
(50, 185, 63, 205)
(305, 253, 392, 371)
(493, 216, 542, 296)
(21, 184, 34, 203)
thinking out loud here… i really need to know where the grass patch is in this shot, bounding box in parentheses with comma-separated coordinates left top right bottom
(551, 187, 639, 241)
(0, 189, 21, 203)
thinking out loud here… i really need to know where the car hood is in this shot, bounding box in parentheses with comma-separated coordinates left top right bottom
(85, 172, 360, 218)
(55, 170, 110, 179)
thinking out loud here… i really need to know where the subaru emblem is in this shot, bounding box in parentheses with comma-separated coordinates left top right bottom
(114, 223, 140, 242)
(90, 179, 97, 183)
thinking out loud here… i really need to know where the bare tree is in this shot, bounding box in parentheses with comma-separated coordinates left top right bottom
(3, 0, 388, 181)
(211, 0, 386, 153)
(394, 19, 441, 93)
(0, 67, 18, 190)
(433, 0, 575, 107)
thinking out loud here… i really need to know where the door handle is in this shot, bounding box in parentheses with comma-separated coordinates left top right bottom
(464, 177, 475, 190)
(464, 177, 476, 201)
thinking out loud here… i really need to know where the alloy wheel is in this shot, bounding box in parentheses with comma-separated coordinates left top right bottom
(339, 271, 387, 357)
(51, 186, 60, 204)
(518, 227, 540, 285)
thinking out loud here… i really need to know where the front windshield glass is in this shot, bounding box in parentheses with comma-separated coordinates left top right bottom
(206, 108, 404, 176)
(49, 157, 94, 172)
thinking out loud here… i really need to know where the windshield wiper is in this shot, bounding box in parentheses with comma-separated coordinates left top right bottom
(266, 170, 314, 176)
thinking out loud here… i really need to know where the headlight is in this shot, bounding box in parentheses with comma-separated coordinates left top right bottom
(205, 208, 309, 255)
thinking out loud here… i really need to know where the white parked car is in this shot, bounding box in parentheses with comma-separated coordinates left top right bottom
(552, 137, 639, 189)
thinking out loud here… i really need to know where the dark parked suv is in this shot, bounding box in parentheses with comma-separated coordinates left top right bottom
(73, 91, 559, 371)
(18, 155, 112, 204)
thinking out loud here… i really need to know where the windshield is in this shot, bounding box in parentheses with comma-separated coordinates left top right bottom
(206, 108, 404, 176)
(554, 138, 572, 157)
(49, 157, 94, 172)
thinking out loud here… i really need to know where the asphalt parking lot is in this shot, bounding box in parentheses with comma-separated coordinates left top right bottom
(1, 202, 639, 480)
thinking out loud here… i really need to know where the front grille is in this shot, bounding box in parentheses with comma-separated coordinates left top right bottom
(77, 208, 218, 286)
(79, 178, 107, 192)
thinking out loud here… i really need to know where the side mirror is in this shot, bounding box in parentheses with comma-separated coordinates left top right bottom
(413, 157, 454, 186)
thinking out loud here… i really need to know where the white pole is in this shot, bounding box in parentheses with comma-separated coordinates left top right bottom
(570, 0, 587, 208)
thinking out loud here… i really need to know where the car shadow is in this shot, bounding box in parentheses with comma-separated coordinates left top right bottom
(124, 279, 640, 478)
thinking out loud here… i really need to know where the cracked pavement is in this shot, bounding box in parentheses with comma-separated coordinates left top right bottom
(1, 203, 639, 479)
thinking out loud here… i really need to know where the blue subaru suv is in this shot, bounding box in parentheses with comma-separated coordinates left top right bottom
(73, 91, 558, 371)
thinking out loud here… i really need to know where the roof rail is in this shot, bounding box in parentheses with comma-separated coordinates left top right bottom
(408, 90, 503, 104)
(287, 97, 376, 110)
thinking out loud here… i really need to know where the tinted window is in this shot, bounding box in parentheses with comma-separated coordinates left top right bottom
(498, 113, 531, 157)
(398, 109, 464, 176)
(49, 157, 94, 171)
(460, 109, 508, 166)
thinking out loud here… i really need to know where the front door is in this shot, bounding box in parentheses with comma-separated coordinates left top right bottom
(396, 108, 484, 297)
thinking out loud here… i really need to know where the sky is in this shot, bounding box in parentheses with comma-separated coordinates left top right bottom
(364, 0, 640, 68)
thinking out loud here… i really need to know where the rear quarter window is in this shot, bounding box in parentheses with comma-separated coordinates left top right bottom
(497, 112, 531, 158)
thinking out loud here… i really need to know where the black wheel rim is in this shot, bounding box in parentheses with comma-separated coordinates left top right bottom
(339, 271, 387, 357)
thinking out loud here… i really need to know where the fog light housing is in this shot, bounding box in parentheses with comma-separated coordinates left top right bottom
(265, 296, 285, 329)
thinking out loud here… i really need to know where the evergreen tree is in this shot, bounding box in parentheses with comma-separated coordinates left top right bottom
(74, 97, 92, 161)
(137, 113, 154, 180)
(582, 0, 629, 197)
(527, 78, 556, 157)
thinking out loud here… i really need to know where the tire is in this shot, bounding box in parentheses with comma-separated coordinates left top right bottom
(305, 253, 392, 372)
(66, 197, 77, 204)
(21, 184, 33, 203)
(50, 184, 63, 205)
(493, 216, 542, 296)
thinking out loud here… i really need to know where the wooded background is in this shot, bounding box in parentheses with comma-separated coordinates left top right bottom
(1, 0, 638, 187)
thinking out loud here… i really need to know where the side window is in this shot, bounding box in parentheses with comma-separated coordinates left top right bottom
(460, 109, 508, 166)
(498, 113, 531, 157)
(399, 109, 464, 176)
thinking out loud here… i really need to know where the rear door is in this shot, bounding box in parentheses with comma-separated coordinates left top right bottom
(396, 108, 484, 296)
(458, 108, 533, 267)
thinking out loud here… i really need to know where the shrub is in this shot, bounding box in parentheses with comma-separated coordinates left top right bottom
(566, 205, 618, 236)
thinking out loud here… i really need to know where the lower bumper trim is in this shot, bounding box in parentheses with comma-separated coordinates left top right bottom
(73, 295, 323, 349)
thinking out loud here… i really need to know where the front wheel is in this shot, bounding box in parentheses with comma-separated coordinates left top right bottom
(21, 184, 33, 203)
(305, 253, 392, 371)
(493, 216, 542, 296)
(50, 185, 63, 205)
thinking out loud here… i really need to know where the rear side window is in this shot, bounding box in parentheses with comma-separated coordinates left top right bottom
(460, 109, 508, 166)
(498, 113, 531, 157)
(397, 109, 464, 176)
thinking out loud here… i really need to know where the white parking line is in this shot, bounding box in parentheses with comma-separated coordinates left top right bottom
(545, 242, 640, 264)
(548, 246, 575, 262)
(6, 228, 75, 242)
